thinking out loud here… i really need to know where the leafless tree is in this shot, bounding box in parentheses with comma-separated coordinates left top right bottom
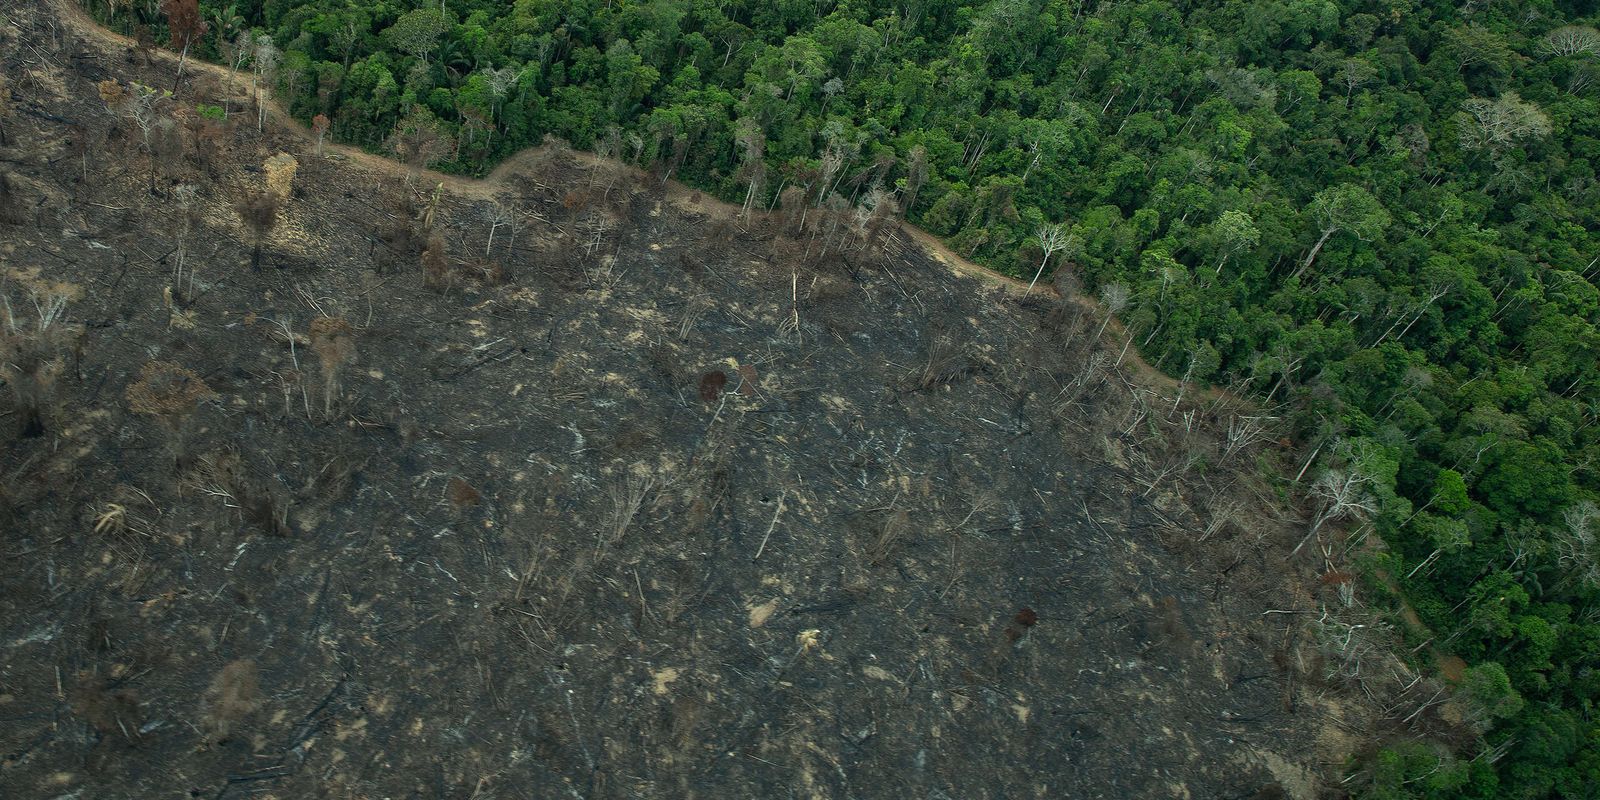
(484, 200, 516, 256)
(1553, 501, 1600, 591)
(1094, 282, 1129, 341)
(1336, 58, 1376, 103)
(852, 187, 897, 258)
(1169, 350, 1201, 416)
(1026, 222, 1073, 295)
(251, 37, 280, 132)
(503, 203, 529, 254)
(1293, 459, 1379, 556)
(816, 143, 845, 208)
(100, 81, 172, 195)
(1540, 25, 1600, 58)
(172, 183, 201, 297)
(102, 81, 169, 156)
(623, 130, 645, 165)
(223, 29, 253, 118)
(1458, 93, 1551, 155)
(1221, 414, 1277, 463)
(485, 66, 519, 120)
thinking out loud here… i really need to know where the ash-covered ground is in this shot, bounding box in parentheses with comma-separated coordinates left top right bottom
(0, 2, 1370, 797)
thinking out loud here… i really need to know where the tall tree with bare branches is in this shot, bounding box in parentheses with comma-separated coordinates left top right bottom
(1026, 222, 1072, 295)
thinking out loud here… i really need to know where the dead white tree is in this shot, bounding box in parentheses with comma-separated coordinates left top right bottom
(815, 144, 845, 209)
(1540, 25, 1600, 58)
(1312, 606, 1393, 687)
(1374, 283, 1452, 346)
(1336, 58, 1377, 103)
(111, 82, 171, 155)
(1554, 501, 1600, 591)
(502, 205, 528, 254)
(222, 29, 253, 118)
(485, 200, 515, 256)
(1292, 461, 1379, 556)
(484, 66, 519, 121)
(1199, 496, 1244, 542)
(251, 37, 280, 132)
(1026, 222, 1073, 295)
(1221, 414, 1277, 463)
(1094, 282, 1129, 341)
(1169, 349, 1201, 416)
(1458, 93, 1551, 155)
(173, 183, 200, 296)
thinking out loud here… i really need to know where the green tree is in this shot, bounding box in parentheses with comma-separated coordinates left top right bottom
(1293, 184, 1390, 280)
(1462, 662, 1525, 725)
(1209, 209, 1259, 276)
(606, 39, 659, 120)
(383, 7, 448, 65)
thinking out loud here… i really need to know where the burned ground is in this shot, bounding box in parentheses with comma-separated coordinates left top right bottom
(0, 2, 1387, 797)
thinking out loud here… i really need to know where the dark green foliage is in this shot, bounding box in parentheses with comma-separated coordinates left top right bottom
(97, 1, 1600, 795)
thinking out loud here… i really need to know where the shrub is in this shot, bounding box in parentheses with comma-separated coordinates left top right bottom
(307, 316, 355, 416)
(1, 274, 82, 437)
(125, 360, 216, 468)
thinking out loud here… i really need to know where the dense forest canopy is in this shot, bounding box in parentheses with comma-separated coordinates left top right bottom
(94, 0, 1600, 795)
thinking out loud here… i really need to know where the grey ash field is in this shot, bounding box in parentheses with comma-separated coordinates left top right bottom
(2, 1, 1371, 797)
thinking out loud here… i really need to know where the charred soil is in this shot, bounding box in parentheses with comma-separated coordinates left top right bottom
(0, 2, 1402, 797)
